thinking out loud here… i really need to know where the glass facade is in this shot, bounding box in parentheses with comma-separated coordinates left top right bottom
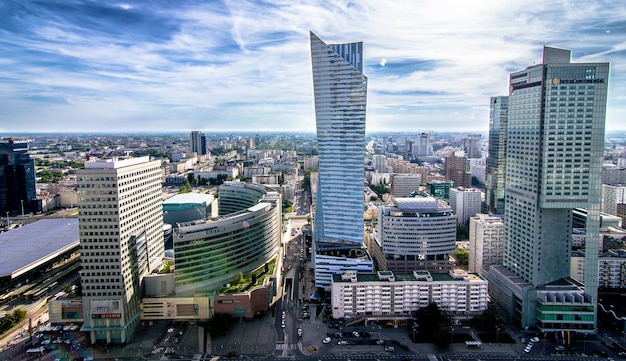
(310, 31, 367, 245)
(485, 96, 508, 215)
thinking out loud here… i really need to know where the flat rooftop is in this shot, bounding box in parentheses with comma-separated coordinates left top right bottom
(0, 218, 79, 279)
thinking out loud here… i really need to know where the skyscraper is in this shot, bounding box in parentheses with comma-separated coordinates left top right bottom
(0, 139, 36, 215)
(492, 46, 609, 331)
(190, 131, 207, 156)
(445, 152, 470, 188)
(78, 156, 164, 343)
(484, 96, 509, 215)
(310, 31, 372, 290)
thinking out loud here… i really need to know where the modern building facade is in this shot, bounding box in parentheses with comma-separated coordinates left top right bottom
(77, 156, 165, 344)
(330, 270, 488, 321)
(449, 187, 483, 226)
(445, 153, 470, 188)
(468, 214, 504, 276)
(493, 46, 609, 331)
(485, 96, 509, 215)
(372, 197, 457, 273)
(390, 173, 421, 197)
(427, 180, 455, 200)
(173, 182, 282, 296)
(310, 31, 372, 289)
(0, 139, 36, 215)
(190, 131, 207, 156)
(602, 184, 626, 216)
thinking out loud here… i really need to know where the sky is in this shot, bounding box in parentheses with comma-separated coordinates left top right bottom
(1, 0, 625, 134)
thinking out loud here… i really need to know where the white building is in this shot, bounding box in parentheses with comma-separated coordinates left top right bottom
(449, 187, 483, 226)
(330, 270, 488, 321)
(468, 214, 505, 275)
(372, 155, 388, 173)
(77, 156, 164, 344)
(571, 250, 626, 288)
(602, 184, 626, 216)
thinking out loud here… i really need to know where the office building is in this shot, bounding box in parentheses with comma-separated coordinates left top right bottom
(0, 139, 36, 215)
(491, 46, 609, 331)
(371, 196, 457, 273)
(330, 270, 488, 321)
(485, 96, 509, 215)
(445, 153, 470, 188)
(468, 214, 504, 275)
(449, 187, 483, 226)
(310, 31, 373, 289)
(190, 131, 207, 156)
(390, 173, 421, 197)
(462, 136, 481, 159)
(427, 180, 455, 200)
(77, 156, 165, 343)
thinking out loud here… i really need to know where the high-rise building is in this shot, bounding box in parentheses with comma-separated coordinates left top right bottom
(0, 139, 36, 215)
(449, 187, 483, 226)
(491, 46, 609, 331)
(445, 153, 470, 188)
(190, 131, 207, 156)
(310, 31, 372, 289)
(468, 214, 504, 275)
(390, 173, 421, 197)
(78, 156, 164, 343)
(462, 136, 481, 159)
(601, 184, 626, 216)
(485, 96, 509, 215)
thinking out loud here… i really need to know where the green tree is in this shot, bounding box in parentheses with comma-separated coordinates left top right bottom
(456, 248, 469, 265)
(179, 179, 191, 193)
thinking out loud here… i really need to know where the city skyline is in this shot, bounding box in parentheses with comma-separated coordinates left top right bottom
(1, 1, 625, 134)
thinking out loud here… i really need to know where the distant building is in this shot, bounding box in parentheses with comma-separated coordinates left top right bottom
(78, 156, 165, 344)
(602, 184, 626, 216)
(485, 96, 509, 215)
(462, 136, 481, 159)
(330, 270, 488, 321)
(0, 139, 37, 215)
(445, 153, 470, 188)
(427, 180, 455, 200)
(449, 187, 483, 226)
(190, 131, 207, 156)
(390, 173, 421, 197)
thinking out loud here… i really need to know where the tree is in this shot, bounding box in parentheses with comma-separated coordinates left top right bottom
(179, 179, 191, 193)
(455, 249, 469, 265)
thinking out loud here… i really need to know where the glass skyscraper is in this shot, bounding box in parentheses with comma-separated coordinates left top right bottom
(494, 46, 609, 330)
(310, 31, 367, 245)
(310, 32, 372, 290)
(485, 96, 509, 215)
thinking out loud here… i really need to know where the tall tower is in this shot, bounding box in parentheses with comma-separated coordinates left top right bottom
(310, 31, 372, 290)
(190, 131, 206, 155)
(500, 46, 609, 330)
(485, 96, 509, 215)
(0, 139, 36, 215)
(78, 157, 164, 344)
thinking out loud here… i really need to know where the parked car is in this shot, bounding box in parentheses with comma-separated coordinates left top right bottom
(530, 336, 540, 343)
(323, 337, 332, 344)
(384, 346, 395, 352)
(297, 328, 302, 338)
(337, 340, 348, 345)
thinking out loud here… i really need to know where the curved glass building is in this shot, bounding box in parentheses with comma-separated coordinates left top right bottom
(173, 182, 282, 296)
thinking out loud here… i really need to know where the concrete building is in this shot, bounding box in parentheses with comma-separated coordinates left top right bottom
(490, 46, 609, 332)
(485, 96, 509, 215)
(371, 196, 457, 273)
(310, 32, 373, 289)
(462, 136, 481, 159)
(468, 214, 504, 275)
(449, 187, 483, 226)
(190, 131, 207, 156)
(390, 173, 421, 197)
(602, 184, 626, 216)
(330, 270, 488, 321)
(445, 153, 470, 188)
(77, 156, 165, 344)
(0, 139, 37, 215)
(372, 154, 388, 173)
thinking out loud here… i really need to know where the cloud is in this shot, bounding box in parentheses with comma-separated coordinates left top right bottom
(0, 0, 625, 133)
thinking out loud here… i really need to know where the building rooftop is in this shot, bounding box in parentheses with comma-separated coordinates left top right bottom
(163, 193, 214, 205)
(0, 218, 79, 278)
(333, 270, 486, 283)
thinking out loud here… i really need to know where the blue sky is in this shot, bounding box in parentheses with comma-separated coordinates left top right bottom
(1, 0, 625, 133)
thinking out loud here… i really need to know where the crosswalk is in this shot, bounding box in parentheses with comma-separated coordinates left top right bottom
(275, 343, 296, 350)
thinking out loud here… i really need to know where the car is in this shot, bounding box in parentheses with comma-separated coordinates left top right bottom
(530, 336, 540, 343)
(297, 328, 302, 337)
(302, 313, 310, 319)
(287, 265, 292, 270)
(554, 346, 565, 351)
(384, 346, 395, 352)
(282, 311, 286, 319)
(352, 331, 360, 337)
(281, 321, 285, 328)
(323, 337, 331, 344)
(376, 339, 385, 345)
(337, 340, 348, 345)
